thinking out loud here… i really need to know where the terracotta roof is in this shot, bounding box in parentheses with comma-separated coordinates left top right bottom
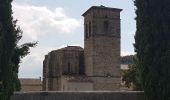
(82, 5, 122, 16)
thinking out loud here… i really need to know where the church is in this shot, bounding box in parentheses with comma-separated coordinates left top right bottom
(42, 6, 122, 91)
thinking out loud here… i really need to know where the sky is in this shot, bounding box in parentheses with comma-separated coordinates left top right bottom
(12, 0, 136, 78)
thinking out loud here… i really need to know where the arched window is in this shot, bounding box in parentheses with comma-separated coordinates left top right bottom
(85, 24, 88, 39)
(104, 21, 109, 33)
(68, 62, 71, 74)
(89, 22, 91, 37)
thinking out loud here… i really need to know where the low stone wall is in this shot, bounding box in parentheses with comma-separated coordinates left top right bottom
(11, 91, 144, 100)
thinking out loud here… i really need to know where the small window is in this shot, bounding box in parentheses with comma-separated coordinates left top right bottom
(85, 24, 88, 39)
(106, 73, 111, 77)
(104, 21, 109, 33)
(89, 22, 91, 37)
(68, 62, 71, 73)
(63, 85, 65, 90)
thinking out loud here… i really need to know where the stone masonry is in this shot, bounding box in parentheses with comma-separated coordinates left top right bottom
(43, 6, 122, 91)
(11, 91, 144, 100)
(43, 46, 84, 90)
(83, 6, 122, 90)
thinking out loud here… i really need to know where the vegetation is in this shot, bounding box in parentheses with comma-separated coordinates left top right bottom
(122, 55, 142, 90)
(121, 55, 133, 65)
(134, 0, 170, 99)
(0, 0, 36, 100)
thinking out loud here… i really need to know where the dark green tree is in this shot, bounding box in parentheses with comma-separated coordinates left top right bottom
(134, 0, 170, 99)
(0, 0, 36, 100)
(122, 55, 142, 90)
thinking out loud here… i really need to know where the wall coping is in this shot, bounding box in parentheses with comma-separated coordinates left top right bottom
(14, 91, 144, 94)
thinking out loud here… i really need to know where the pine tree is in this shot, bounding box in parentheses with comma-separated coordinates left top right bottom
(134, 0, 170, 99)
(0, 0, 36, 99)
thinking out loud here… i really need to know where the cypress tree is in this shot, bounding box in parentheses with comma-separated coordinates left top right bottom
(134, 0, 170, 99)
(0, 0, 36, 99)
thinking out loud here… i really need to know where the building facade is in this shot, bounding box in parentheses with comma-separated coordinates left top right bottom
(43, 6, 122, 91)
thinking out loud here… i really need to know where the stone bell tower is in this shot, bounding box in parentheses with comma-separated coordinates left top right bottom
(82, 6, 122, 90)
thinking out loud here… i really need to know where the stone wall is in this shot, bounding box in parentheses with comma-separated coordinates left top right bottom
(90, 77, 120, 91)
(43, 46, 84, 91)
(65, 82, 93, 91)
(19, 78, 42, 91)
(83, 6, 121, 91)
(11, 91, 144, 100)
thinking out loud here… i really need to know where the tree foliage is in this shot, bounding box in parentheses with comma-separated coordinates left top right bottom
(134, 0, 170, 99)
(122, 55, 142, 91)
(0, 0, 36, 100)
(121, 55, 133, 65)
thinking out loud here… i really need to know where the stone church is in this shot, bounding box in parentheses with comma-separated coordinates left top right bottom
(43, 6, 122, 91)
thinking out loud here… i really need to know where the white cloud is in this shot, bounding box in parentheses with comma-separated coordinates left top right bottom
(121, 51, 136, 56)
(12, 3, 81, 41)
(12, 3, 82, 78)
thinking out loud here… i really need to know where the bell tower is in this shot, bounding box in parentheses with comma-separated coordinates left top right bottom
(82, 6, 122, 90)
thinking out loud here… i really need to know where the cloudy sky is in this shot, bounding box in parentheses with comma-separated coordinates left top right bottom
(12, 0, 136, 78)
